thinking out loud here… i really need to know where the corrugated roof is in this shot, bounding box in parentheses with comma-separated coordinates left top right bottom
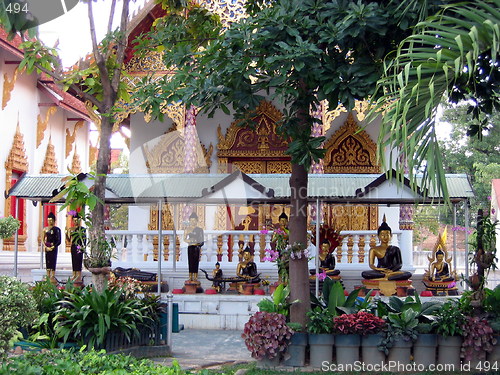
(6, 172, 474, 203)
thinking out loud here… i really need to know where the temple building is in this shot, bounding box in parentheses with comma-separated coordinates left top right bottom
(0, 28, 91, 253)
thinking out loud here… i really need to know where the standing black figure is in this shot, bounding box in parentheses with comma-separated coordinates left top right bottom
(43, 212, 61, 284)
(184, 212, 204, 281)
(66, 212, 86, 284)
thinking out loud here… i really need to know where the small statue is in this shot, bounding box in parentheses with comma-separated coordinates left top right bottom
(310, 239, 340, 277)
(423, 228, 457, 295)
(361, 216, 412, 281)
(212, 262, 223, 292)
(66, 212, 86, 284)
(43, 212, 61, 284)
(236, 247, 258, 281)
(278, 211, 289, 231)
(183, 212, 204, 281)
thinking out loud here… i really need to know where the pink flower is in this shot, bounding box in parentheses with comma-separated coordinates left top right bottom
(260, 229, 269, 234)
(447, 281, 457, 288)
(317, 270, 327, 281)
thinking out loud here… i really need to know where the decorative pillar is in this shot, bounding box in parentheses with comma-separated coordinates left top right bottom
(183, 106, 198, 221)
(309, 102, 324, 222)
(399, 204, 415, 271)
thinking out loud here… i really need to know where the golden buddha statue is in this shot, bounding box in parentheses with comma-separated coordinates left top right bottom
(423, 228, 457, 295)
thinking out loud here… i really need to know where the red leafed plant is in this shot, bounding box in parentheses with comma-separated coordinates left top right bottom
(241, 311, 293, 360)
(460, 316, 496, 361)
(333, 311, 386, 335)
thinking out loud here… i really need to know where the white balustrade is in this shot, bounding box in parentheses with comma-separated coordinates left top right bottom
(105, 229, 405, 271)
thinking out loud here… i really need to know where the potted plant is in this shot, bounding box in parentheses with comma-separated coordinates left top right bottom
(241, 311, 292, 368)
(307, 307, 335, 368)
(378, 309, 419, 365)
(460, 316, 496, 365)
(283, 322, 308, 367)
(333, 311, 386, 366)
(377, 294, 442, 368)
(435, 299, 465, 368)
(484, 285, 500, 362)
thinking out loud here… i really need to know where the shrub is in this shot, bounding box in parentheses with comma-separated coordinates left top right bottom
(333, 311, 386, 335)
(241, 311, 292, 360)
(0, 216, 20, 239)
(435, 300, 465, 337)
(307, 306, 334, 334)
(54, 286, 151, 349)
(0, 276, 38, 359)
(460, 316, 496, 361)
(0, 349, 187, 375)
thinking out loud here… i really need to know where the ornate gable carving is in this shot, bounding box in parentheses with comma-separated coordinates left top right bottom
(144, 124, 213, 173)
(217, 100, 288, 158)
(65, 120, 84, 158)
(36, 106, 57, 148)
(2, 68, 18, 110)
(40, 138, 59, 174)
(323, 113, 380, 174)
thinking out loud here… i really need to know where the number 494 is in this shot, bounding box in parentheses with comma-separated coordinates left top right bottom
(6, 2, 29, 14)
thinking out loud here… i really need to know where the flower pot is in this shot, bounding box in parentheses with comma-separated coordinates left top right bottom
(361, 334, 385, 366)
(309, 333, 335, 368)
(413, 333, 438, 368)
(387, 337, 413, 364)
(257, 355, 281, 369)
(437, 335, 463, 368)
(89, 267, 111, 292)
(283, 332, 308, 367)
(334, 334, 360, 366)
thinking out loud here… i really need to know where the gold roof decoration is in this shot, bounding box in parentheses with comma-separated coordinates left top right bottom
(36, 106, 58, 148)
(143, 124, 213, 173)
(40, 137, 59, 174)
(65, 120, 85, 158)
(71, 147, 82, 174)
(323, 112, 380, 174)
(217, 100, 286, 156)
(2, 67, 18, 110)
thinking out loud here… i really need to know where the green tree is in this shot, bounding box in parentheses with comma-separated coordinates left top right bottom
(135, 0, 448, 324)
(372, 0, 499, 201)
(0, 1, 218, 289)
(440, 105, 500, 215)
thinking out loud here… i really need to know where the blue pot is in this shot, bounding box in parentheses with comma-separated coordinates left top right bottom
(283, 332, 308, 367)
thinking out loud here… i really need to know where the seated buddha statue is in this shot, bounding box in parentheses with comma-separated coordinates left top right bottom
(361, 217, 412, 281)
(429, 249, 454, 282)
(310, 239, 340, 277)
(236, 247, 259, 282)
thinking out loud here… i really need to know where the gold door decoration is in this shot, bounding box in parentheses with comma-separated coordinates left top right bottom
(217, 100, 290, 174)
(40, 138, 59, 174)
(323, 113, 380, 174)
(144, 123, 213, 174)
(4, 124, 29, 249)
(65, 120, 84, 158)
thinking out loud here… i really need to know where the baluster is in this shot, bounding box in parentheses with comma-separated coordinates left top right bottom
(232, 236, 240, 263)
(221, 234, 229, 262)
(244, 234, 250, 250)
(137, 234, 144, 263)
(126, 234, 133, 262)
(363, 235, 371, 265)
(341, 236, 349, 264)
(352, 235, 360, 264)
(144, 235, 152, 261)
(253, 234, 261, 261)
(204, 233, 212, 262)
(212, 235, 218, 261)
(167, 234, 174, 264)
(264, 234, 272, 253)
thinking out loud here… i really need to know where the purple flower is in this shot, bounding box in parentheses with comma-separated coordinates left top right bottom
(317, 270, 327, 281)
(68, 210, 78, 216)
(260, 229, 269, 234)
(492, 208, 496, 215)
(448, 281, 457, 288)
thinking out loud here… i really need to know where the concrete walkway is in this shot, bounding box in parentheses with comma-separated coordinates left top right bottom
(151, 329, 254, 371)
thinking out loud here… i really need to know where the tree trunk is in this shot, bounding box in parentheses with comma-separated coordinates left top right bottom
(288, 162, 310, 326)
(89, 116, 113, 293)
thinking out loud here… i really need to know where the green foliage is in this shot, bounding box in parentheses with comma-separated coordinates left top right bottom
(257, 284, 296, 317)
(306, 306, 334, 334)
(136, 0, 443, 171)
(377, 294, 443, 334)
(311, 279, 361, 316)
(0, 215, 20, 239)
(54, 286, 153, 349)
(435, 299, 466, 337)
(0, 349, 187, 375)
(0, 276, 39, 359)
(378, 309, 419, 355)
(371, 0, 500, 201)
